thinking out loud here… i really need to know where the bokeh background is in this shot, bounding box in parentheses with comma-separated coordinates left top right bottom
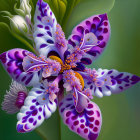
(0, 0, 140, 140)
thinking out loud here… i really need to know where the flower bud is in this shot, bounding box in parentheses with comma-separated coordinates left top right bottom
(20, 0, 31, 18)
(10, 15, 28, 34)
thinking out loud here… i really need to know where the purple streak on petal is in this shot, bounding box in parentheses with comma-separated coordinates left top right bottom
(0, 49, 41, 86)
(81, 58, 92, 65)
(40, 44, 47, 48)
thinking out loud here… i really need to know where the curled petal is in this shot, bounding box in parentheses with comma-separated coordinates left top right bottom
(83, 69, 140, 98)
(0, 49, 41, 87)
(73, 88, 89, 113)
(17, 84, 57, 133)
(68, 14, 110, 65)
(59, 94, 102, 140)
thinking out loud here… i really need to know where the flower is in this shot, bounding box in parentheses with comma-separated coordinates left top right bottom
(2, 0, 32, 39)
(0, 0, 140, 139)
(2, 80, 28, 114)
(10, 15, 29, 34)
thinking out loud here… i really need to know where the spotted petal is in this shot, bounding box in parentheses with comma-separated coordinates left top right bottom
(68, 14, 110, 65)
(0, 49, 41, 87)
(83, 69, 140, 98)
(59, 94, 102, 140)
(34, 0, 67, 59)
(17, 84, 57, 133)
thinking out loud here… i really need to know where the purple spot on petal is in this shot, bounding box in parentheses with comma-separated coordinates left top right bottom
(32, 99, 36, 103)
(72, 115, 78, 120)
(67, 98, 72, 101)
(88, 104, 93, 109)
(38, 116, 41, 120)
(30, 106, 35, 110)
(32, 109, 38, 116)
(25, 75, 33, 85)
(36, 91, 42, 94)
(108, 70, 113, 74)
(47, 31, 52, 37)
(88, 132, 98, 140)
(29, 118, 34, 123)
(47, 39, 54, 44)
(77, 26, 84, 34)
(0, 52, 7, 63)
(119, 86, 123, 90)
(33, 120, 37, 126)
(37, 33, 44, 37)
(45, 26, 50, 30)
(61, 108, 65, 113)
(96, 111, 100, 117)
(37, 25, 43, 28)
(39, 107, 42, 112)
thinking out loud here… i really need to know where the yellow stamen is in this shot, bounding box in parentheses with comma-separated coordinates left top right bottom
(49, 55, 63, 65)
(74, 71, 84, 89)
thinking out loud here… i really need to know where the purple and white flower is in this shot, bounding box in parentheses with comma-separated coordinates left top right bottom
(0, 0, 139, 139)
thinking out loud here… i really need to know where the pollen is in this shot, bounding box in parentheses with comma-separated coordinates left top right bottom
(42, 97, 46, 100)
(49, 55, 72, 73)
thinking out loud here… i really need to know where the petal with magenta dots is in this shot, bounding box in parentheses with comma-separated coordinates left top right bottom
(59, 94, 102, 140)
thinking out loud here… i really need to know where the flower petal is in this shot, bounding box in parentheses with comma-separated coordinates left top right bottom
(0, 49, 41, 86)
(17, 84, 57, 133)
(73, 88, 89, 113)
(83, 69, 140, 98)
(33, 0, 67, 59)
(59, 94, 102, 140)
(68, 14, 110, 65)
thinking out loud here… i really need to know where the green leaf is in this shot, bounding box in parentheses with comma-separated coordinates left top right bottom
(0, 0, 17, 13)
(63, 0, 115, 37)
(0, 0, 17, 23)
(0, 22, 35, 53)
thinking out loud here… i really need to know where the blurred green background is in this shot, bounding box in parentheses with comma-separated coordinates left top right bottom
(0, 0, 140, 140)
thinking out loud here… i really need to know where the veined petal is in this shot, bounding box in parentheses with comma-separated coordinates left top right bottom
(17, 84, 57, 133)
(0, 49, 41, 87)
(59, 94, 102, 140)
(83, 68, 140, 98)
(22, 53, 61, 76)
(68, 14, 110, 65)
(33, 0, 67, 59)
